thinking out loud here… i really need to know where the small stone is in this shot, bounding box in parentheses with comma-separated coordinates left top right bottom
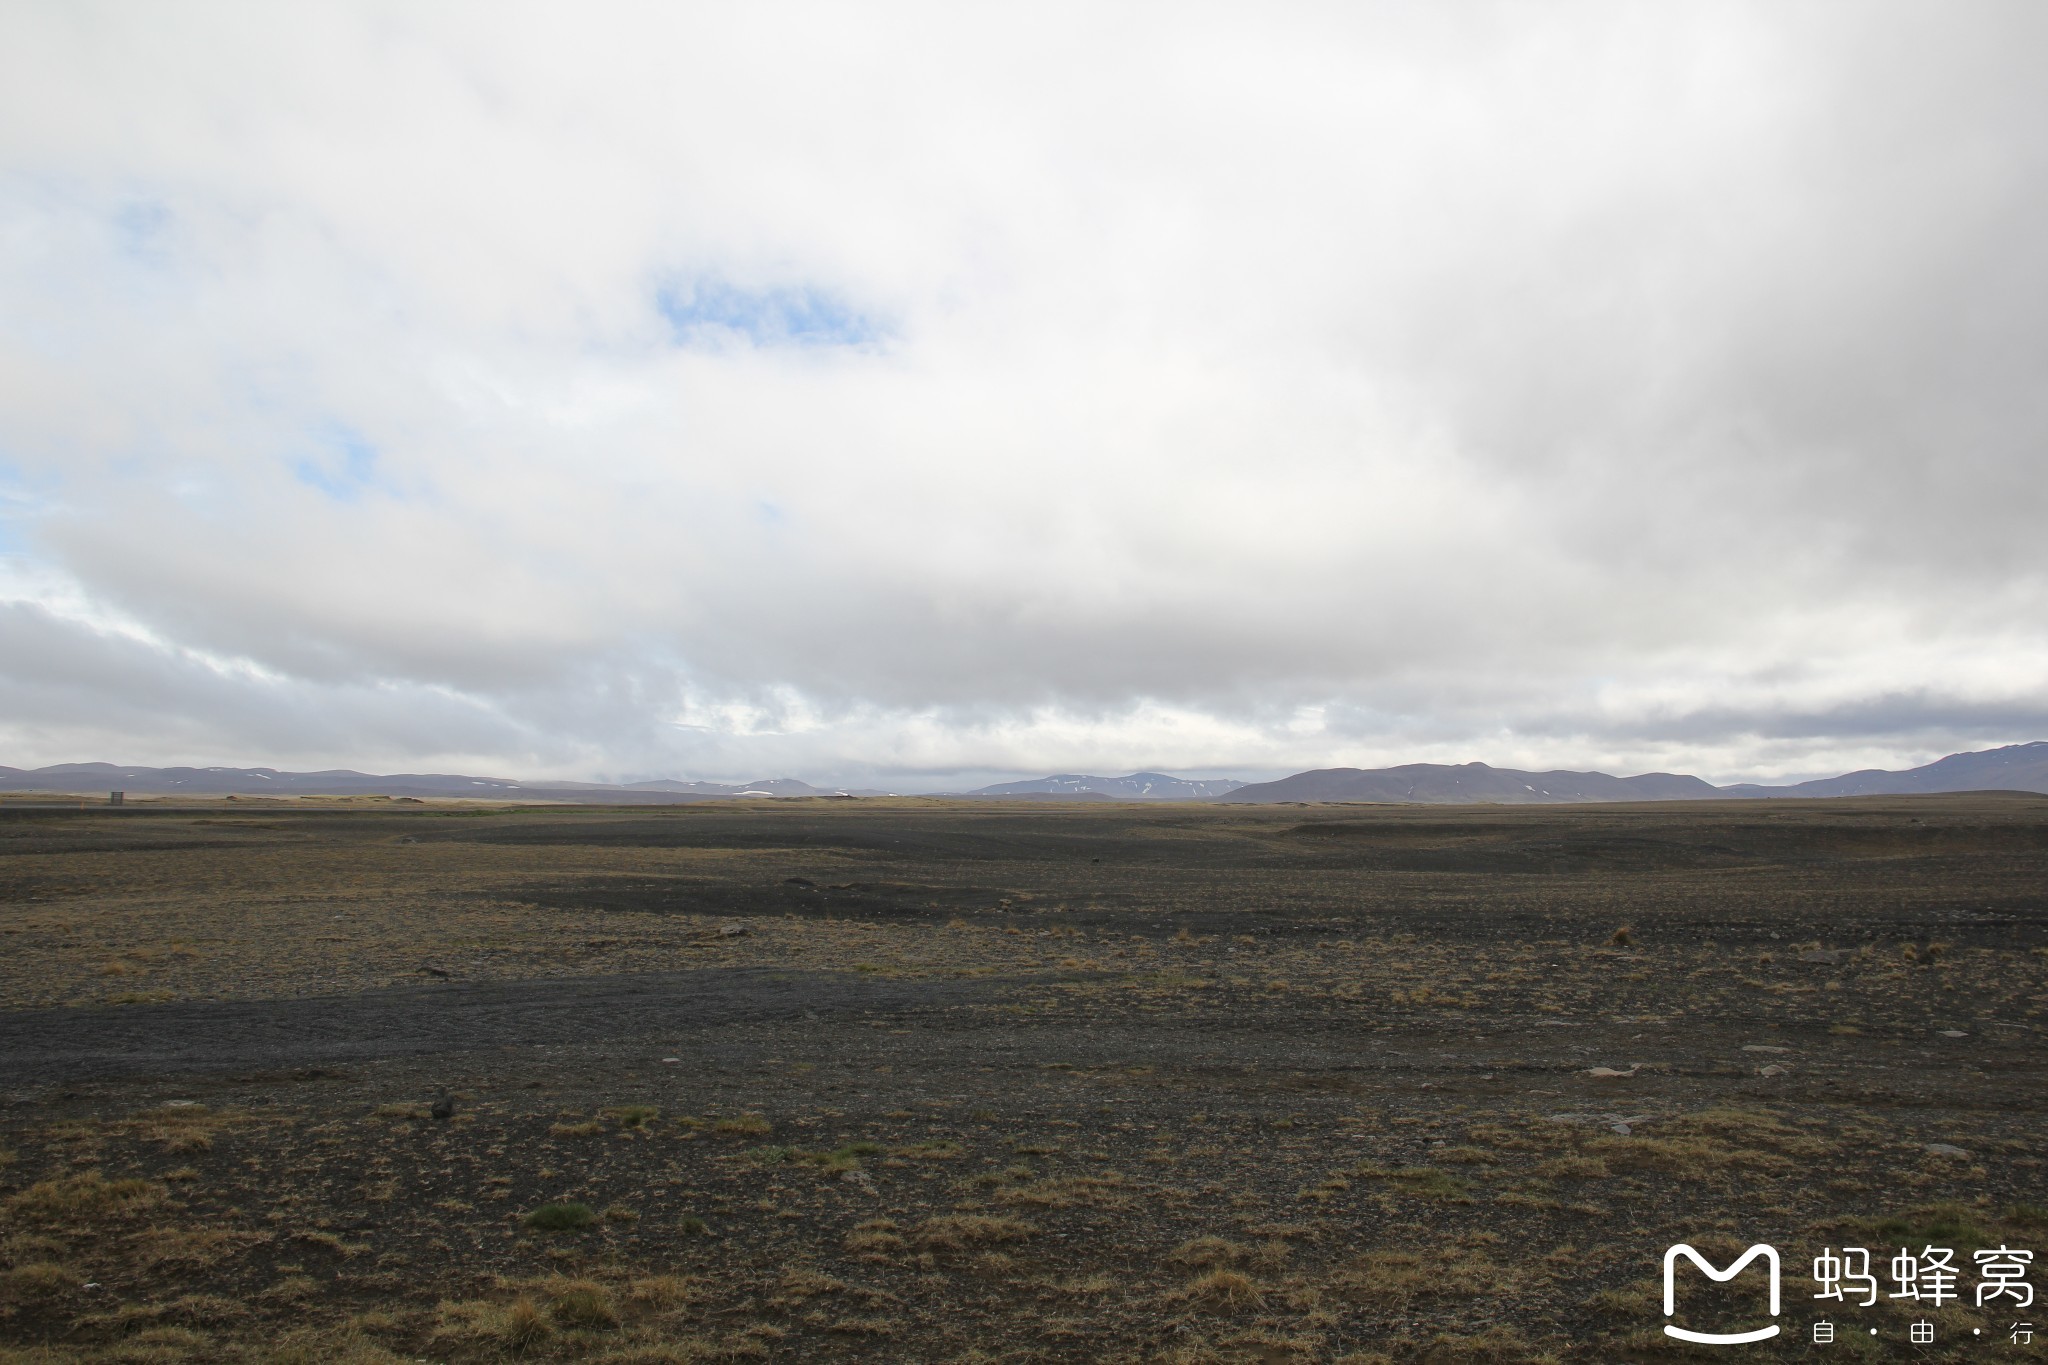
(1610, 1122, 1632, 1135)
(164, 1099, 200, 1108)
(717, 924, 750, 937)
(1938, 1029, 1968, 1038)
(661, 1057, 680, 1065)
(1925, 1143, 1969, 1158)
(1742, 1045, 1792, 1053)
(1758, 1064, 1789, 1077)
(1584, 1065, 1641, 1079)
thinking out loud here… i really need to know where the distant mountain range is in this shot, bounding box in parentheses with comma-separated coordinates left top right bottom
(3, 743, 2045, 805)
(965, 772, 1245, 800)
(1220, 741, 2048, 804)
(0, 764, 891, 803)
(1715, 741, 2048, 799)
(1219, 764, 1717, 804)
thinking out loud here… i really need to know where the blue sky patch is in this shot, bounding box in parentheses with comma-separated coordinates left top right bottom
(115, 199, 172, 259)
(0, 456, 51, 556)
(292, 425, 381, 501)
(657, 279, 882, 349)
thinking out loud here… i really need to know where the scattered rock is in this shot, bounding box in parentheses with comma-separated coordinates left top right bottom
(783, 877, 816, 888)
(1742, 1045, 1792, 1054)
(717, 924, 750, 938)
(1583, 1064, 1642, 1079)
(1925, 1143, 1970, 1158)
(164, 1099, 200, 1108)
(430, 1090, 455, 1121)
(1757, 1064, 1790, 1078)
(1609, 1122, 1632, 1135)
(1939, 1029, 1968, 1038)
(661, 1057, 681, 1065)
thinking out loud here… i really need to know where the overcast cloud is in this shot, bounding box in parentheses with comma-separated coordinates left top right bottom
(2, 1, 2046, 789)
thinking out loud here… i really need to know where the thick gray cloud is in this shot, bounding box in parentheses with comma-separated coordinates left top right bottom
(1, 1, 2045, 787)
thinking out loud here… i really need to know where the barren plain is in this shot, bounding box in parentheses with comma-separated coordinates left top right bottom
(3, 795, 2047, 1362)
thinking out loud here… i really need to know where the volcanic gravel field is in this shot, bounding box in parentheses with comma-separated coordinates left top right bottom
(3, 795, 2047, 1362)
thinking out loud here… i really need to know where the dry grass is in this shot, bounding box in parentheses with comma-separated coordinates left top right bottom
(132, 1225, 267, 1269)
(1169, 1268, 1264, 1310)
(1169, 1235, 1247, 1267)
(545, 1278, 621, 1329)
(1, 1260, 76, 1301)
(843, 1219, 906, 1257)
(432, 1294, 556, 1351)
(626, 1274, 703, 1309)
(911, 1213, 1034, 1249)
(712, 1114, 772, 1136)
(5, 1171, 163, 1224)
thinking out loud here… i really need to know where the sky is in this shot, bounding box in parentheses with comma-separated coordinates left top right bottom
(2, 1, 2046, 791)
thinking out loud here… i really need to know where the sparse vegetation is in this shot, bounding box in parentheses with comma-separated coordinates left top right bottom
(521, 1201, 598, 1232)
(602, 1105, 660, 1129)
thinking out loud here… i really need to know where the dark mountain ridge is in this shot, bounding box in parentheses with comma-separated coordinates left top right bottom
(1220, 742, 2048, 804)
(1716, 740, 2048, 799)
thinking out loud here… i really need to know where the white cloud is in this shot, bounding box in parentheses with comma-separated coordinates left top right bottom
(1, 0, 2045, 787)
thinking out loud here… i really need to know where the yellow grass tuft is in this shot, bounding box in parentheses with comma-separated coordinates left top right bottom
(1170, 1268, 1264, 1310)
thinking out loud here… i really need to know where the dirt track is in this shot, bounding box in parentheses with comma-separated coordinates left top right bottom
(0, 968, 1000, 1084)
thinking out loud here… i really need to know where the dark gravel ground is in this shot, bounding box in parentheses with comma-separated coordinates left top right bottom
(3, 794, 2047, 1362)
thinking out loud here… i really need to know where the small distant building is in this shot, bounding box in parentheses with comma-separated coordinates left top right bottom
(109, 791, 124, 806)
